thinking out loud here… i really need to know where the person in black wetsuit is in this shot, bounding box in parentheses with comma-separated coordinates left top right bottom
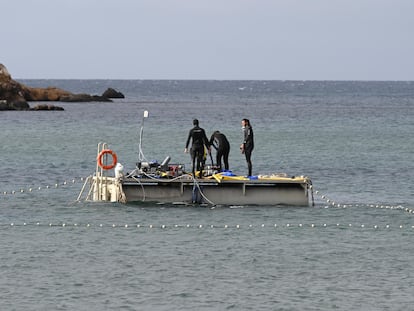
(209, 131, 230, 171)
(240, 118, 254, 176)
(184, 119, 210, 177)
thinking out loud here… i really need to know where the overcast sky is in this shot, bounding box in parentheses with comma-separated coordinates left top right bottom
(2, 0, 413, 80)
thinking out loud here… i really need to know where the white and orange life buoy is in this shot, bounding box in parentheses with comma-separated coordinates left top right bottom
(97, 149, 118, 170)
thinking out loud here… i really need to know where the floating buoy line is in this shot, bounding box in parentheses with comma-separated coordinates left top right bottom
(1, 177, 84, 196)
(1, 180, 413, 231)
(1, 222, 414, 231)
(1, 178, 412, 217)
(309, 185, 413, 215)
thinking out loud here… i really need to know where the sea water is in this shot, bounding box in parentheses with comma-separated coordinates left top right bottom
(1, 80, 413, 310)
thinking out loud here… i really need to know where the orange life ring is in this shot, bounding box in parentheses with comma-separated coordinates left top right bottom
(97, 149, 118, 170)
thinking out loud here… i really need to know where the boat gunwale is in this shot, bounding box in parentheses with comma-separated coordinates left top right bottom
(122, 177, 310, 186)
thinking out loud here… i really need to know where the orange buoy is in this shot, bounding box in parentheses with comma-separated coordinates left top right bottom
(97, 149, 118, 170)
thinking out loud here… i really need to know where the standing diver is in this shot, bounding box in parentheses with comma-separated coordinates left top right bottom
(184, 119, 210, 177)
(240, 118, 254, 177)
(209, 130, 230, 171)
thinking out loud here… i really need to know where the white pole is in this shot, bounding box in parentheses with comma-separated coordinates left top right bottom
(138, 110, 149, 162)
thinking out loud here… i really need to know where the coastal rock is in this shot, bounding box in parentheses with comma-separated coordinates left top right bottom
(30, 104, 65, 111)
(0, 64, 30, 110)
(1, 63, 124, 110)
(24, 86, 72, 101)
(60, 93, 112, 102)
(102, 87, 125, 99)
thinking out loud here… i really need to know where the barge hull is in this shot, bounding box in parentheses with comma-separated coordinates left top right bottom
(121, 178, 311, 206)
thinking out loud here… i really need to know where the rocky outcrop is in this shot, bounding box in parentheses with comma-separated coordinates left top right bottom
(0, 64, 30, 110)
(30, 104, 65, 111)
(60, 93, 112, 102)
(24, 86, 72, 101)
(102, 87, 125, 99)
(0, 63, 124, 110)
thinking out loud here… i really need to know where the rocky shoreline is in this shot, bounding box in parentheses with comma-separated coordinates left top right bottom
(0, 64, 124, 111)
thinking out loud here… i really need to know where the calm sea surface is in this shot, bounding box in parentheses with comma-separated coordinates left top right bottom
(1, 80, 413, 310)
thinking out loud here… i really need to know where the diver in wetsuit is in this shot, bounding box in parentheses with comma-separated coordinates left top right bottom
(184, 119, 210, 177)
(240, 118, 254, 176)
(209, 131, 230, 171)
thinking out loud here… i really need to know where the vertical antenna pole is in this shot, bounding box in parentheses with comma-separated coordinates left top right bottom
(138, 110, 149, 162)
